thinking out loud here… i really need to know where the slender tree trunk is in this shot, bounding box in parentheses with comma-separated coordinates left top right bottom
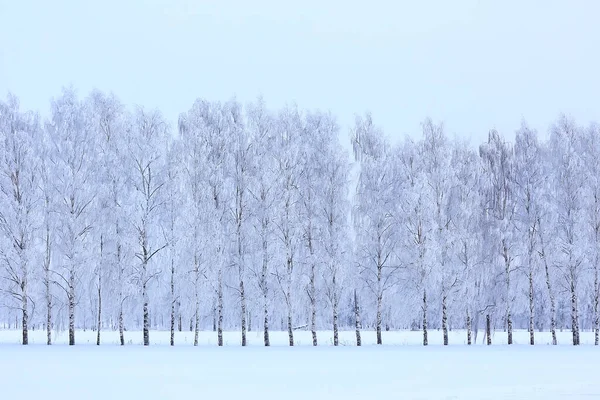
(119, 304, 124, 346)
(96, 235, 103, 346)
(466, 309, 472, 345)
(286, 250, 294, 347)
(68, 267, 75, 346)
(193, 256, 200, 347)
(310, 261, 317, 347)
(570, 271, 580, 346)
(332, 273, 339, 346)
(217, 267, 223, 347)
(143, 279, 149, 346)
(194, 296, 199, 347)
(240, 279, 247, 347)
(170, 258, 175, 347)
(45, 244, 52, 345)
(237, 205, 247, 347)
(539, 222, 557, 345)
(442, 294, 448, 345)
(22, 276, 28, 345)
(486, 314, 491, 345)
(354, 289, 362, 346)
(504, 241, 513, 345)
(528, 267, 535, 345)
(263, 291, 270, 347)
(422, 289, 428, 346)
(262, 236, 270, 347)
(376, 293, 382, 345)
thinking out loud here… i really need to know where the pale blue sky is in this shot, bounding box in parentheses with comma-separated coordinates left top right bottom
(1, 0, 598, 145)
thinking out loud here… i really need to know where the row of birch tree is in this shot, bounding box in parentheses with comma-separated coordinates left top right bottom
(1, 88, 599, 346)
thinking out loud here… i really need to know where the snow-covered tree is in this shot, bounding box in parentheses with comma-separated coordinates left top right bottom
(45, 88, 96, 345)
(352, 114, 401, 345)
(0, 94, 41, 345)
(127, 108, 169, 346)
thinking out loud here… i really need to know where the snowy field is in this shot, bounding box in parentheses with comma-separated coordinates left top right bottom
(0, 330, 599, 399)
(1, 327, 599, 346)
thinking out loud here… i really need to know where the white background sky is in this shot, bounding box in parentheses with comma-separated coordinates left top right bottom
(1, 0, 599, 145)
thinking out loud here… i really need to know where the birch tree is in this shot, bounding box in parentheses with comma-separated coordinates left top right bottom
(550, 115, 586, 345)
(352, 114, 400, 345)
(582, 122, 600, 345)
(0, 94, 40, 345)
(45, 88, 96, 346)
(247, 98, 276, 346)
(480, 130, 517, 344)
(513, 121, 545, 345)
(127, 108, 168, 346)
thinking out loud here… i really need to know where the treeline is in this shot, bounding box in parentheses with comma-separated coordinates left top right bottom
(0, 88, 598, 346)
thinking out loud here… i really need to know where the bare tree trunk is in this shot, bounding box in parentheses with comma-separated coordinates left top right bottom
(422, 289, 428, 346)
(310, 261, 317, 347)
(217, 267, 223, 347)
(22, 277, 28, 345)
(143, 280, 149, 346)
(376, 293, 382, 345)
(193, 296, 199, 347)
(45, 230, 52, 346)
(332, 274, 339, 346)
(570, 272, 580, 346)
(486, 314, 491, 345)
(528, 267, 535, 345)
(442, 294, 448, 346)
(119, 304, 124, 346)
(262, 233, 270, 347)
(287, 266, 294, 347)
(68, 268, 75, 346)
(193, 255, 200, 347)
(240, 279, 247, 346)
(263, 292, 270, 347)
(539, 222, 557, 345)
(466, 309, 472, 345)
(96, 235, 103, 346)
(504, 241, 513, 345)
(354, 289, 361, 346)
(170, 258, 175, 347)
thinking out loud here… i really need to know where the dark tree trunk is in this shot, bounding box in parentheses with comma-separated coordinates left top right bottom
(240, 279, 247, 347)
(170, 258, 175, 346)
(217, 268, 224, 347)
(571, 275, 580, 346)
(143, 280, 149, 346)
(442, 294, 448, 345)
(486, 314, 491, 345)
(466, 309, 472, 345)
(68, 268, 75, 346)
(422, 289, 428, 346)
(529, 268, 535, 345)
(354, 289, 361, 346)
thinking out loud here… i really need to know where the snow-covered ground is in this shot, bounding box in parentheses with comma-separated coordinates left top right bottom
(0, 327, 598, 346)
(0, 330, 599, 399)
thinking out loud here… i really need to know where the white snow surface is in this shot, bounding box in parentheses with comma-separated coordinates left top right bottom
(0, 330, 598, 399)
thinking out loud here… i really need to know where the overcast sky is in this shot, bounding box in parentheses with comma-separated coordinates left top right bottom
(1, 0, 599, 145)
